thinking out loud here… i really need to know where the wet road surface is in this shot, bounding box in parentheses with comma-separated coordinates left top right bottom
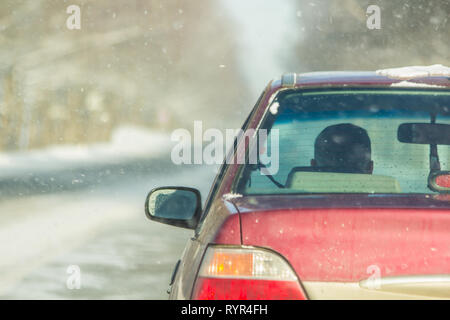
(0, 159, 217, 299)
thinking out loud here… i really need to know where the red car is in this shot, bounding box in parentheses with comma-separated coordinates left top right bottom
(145, 69, 450, 299)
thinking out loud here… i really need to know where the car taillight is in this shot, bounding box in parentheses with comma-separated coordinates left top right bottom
(192, 246, 307, 300)
(436, 174, 450, 188)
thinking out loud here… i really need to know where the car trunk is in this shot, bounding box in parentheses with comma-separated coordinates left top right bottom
(235, 195, 450, 299)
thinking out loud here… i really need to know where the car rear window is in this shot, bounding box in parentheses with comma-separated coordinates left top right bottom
(236, 88, 450, 195)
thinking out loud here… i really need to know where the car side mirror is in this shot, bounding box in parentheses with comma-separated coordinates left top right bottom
(145, 187, 202, 229)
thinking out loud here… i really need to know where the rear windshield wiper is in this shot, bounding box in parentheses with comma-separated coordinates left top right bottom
(256, 162, 285, 189)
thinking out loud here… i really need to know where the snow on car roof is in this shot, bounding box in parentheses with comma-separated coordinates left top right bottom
(390, 80, 446, 88)
(376, 64, 450, 80)
(271, 69, 450, 89)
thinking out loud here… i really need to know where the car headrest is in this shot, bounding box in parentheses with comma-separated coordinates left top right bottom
(285, 170, 402, 193)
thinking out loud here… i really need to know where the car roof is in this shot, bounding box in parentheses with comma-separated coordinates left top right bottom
(270, 71, 450, 89)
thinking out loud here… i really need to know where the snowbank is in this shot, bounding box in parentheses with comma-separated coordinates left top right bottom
(0, 126, 172, 177)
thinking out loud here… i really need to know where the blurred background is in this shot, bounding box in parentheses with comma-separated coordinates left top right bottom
(0, 0, 448, 299)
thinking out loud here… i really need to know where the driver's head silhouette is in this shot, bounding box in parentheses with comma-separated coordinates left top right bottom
(311, 123, 373, 174)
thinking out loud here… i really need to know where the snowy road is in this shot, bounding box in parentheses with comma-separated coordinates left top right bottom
(0, 159, 216, 299)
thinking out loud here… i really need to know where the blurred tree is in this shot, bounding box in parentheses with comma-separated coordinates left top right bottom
(0, 0, 247, 150)
(290, 0, 449, 71)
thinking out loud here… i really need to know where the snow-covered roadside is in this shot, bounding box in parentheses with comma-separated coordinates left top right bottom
(0, 165, 213, 299)
(0, 126, 172, 178)
(0, 189, 138, 295)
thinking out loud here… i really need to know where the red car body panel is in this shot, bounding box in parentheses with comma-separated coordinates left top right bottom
(238, 208, 450, 282)
(213, 212, 241, 245)
(212, 194, 450, 282)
